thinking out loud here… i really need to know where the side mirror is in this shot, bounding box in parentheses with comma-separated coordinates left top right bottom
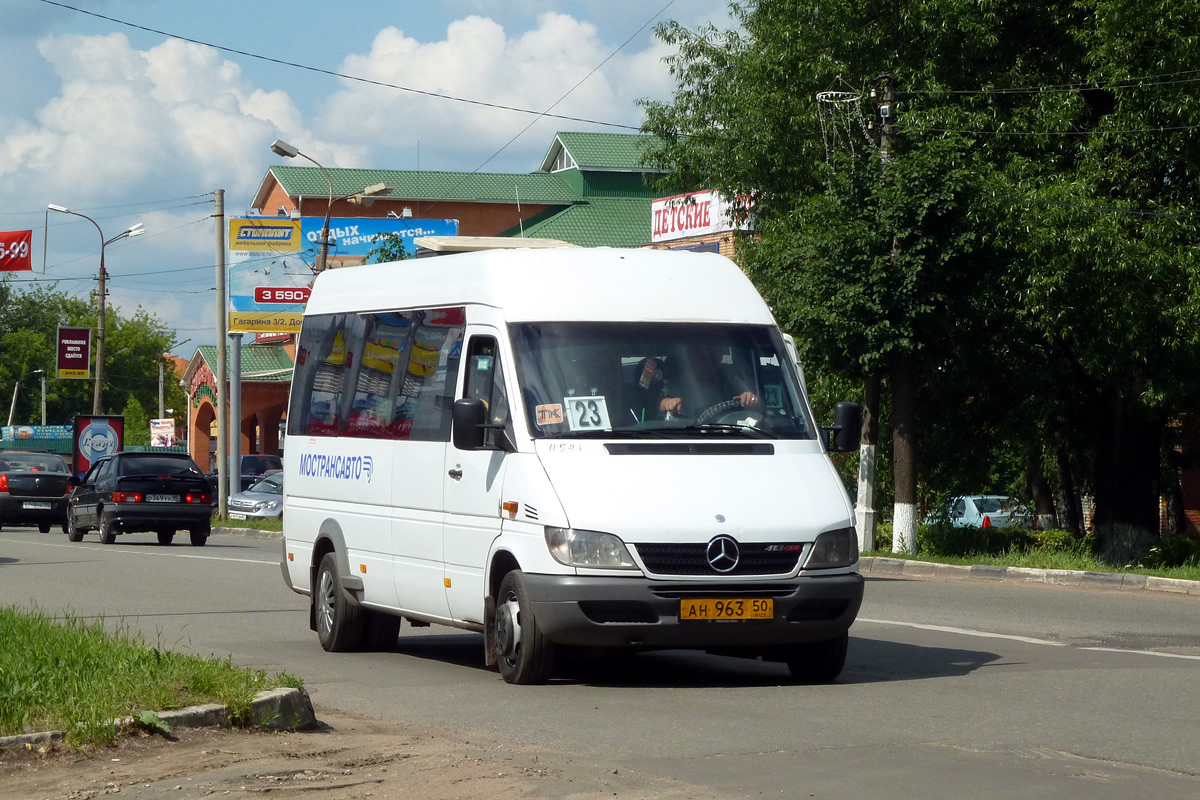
(822, 401, 861, 453)
(452, 398, 487, 451)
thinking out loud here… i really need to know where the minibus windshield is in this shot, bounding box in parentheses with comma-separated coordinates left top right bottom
(510, 322, 816, 440)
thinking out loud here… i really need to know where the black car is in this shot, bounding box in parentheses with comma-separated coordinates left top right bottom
(67, 452, 213, 546)
(0, 450, 72, 533)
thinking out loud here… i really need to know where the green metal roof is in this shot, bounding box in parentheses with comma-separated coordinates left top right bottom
(197, 344, 294, 382)
(539, 132, 665, 172)
(505, 198, 652, 247)
(266, 166, 579, 205)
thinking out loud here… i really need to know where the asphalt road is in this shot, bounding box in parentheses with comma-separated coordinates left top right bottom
(3, 526, 1199, 799)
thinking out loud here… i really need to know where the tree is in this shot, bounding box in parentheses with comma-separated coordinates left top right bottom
(0, 280, 178, 427)
(122, 396, 151, 446)
(366, 233, 411, 264)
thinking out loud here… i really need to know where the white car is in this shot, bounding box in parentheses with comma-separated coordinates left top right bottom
(226, 472, 283, 521)
(932, 495, 1031, 529)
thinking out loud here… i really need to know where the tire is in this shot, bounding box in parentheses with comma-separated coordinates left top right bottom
(493, 571, 555, 685)
(786, 632, 849, 683)
(189, 526, 210, 546)
(66, 511, 84, 542)
(38, 522, 51, 534)
(314, 552, 364, 652)
(360, 610, 401, 652)
(157, 529, 175, 545)
(99, 516, 117, 545)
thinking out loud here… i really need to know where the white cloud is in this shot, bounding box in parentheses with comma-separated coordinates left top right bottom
(318, 13, 674, 172)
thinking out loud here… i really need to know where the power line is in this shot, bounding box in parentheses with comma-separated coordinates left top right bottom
(898, 69, 1200, 97)
(37, 0, 642, 132)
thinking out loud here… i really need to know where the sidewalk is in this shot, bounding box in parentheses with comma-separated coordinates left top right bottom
(860, 556, 1200, 596)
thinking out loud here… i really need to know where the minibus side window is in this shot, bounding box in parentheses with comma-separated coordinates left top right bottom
(462, 335, 510, 449)
(289, 313, 349, 437)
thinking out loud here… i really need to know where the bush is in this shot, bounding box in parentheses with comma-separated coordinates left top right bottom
(867, 521, 1090, 558)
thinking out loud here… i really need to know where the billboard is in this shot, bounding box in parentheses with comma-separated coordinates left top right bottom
(0, 229, 32, 272)
(57, 326, 91, 379)
(651, 189, 752, 243)
(227, 216, 459, 334)
(228, 218, 302, 252)
(150, 418, 176, 447)
(72, 415, 123, 478)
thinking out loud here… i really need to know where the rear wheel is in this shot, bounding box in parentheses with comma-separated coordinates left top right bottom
(157, 529, 175, 545)
(493, 571, 555, 685)
(786, 632, 849, 683)
(38, 522, 51, 533)
(99, 516, 116, 545)
(315, 552, 363, 652)
(66, 511, 84, 542)
(189, 526, 210, 546)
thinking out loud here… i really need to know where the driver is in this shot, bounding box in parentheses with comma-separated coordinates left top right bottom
(655, 345, 759, 418)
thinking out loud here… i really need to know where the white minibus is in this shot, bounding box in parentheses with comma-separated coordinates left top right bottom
(280, 246, 863, 684)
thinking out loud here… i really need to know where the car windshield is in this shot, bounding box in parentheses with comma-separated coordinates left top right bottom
(509, 321, 815, 440)
(0, 453, 68, 472)
(248, 473, 283, 494)
(118, 455, 202, 477)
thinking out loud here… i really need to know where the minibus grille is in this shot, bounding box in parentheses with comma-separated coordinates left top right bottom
(633, 543, 802, 576)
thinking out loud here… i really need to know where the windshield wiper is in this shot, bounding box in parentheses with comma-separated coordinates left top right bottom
(670, 423, 773, 439)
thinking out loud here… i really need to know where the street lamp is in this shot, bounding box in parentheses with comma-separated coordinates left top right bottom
(268, 139, 392, 272)
(47, 205, 145, 414)
(6, 369, 45, 427)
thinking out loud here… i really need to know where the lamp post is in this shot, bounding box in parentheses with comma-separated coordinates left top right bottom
(6, 369, 45, 427)
(268, 139, 391, 272)
(47, 205, 144, 414)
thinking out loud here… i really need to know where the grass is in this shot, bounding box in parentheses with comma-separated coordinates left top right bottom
(863, 545, 1200, 583)
(0, 605, 301, 747)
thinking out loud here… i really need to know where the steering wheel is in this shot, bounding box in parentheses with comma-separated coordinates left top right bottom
(696, 399, 764, 426)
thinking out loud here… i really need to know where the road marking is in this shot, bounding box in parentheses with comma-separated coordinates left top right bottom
(5, 537, 276, 566)
(857, 617, 1200, 661)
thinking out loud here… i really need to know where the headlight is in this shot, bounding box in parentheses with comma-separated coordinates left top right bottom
(254, 500, 280, 511)
(545, 527, 637, 569)
(803, 527, 858, 569)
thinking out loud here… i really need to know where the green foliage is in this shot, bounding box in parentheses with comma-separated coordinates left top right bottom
(0, 606, 300, 747)
(366, 232, 410, 264)
(136, 709, 171, 736)
(122, 396, 151, 446)
(0, 279, 179, 426)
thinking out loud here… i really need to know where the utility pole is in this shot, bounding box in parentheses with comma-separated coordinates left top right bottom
(158, 360, 165, 419)
(215, 189, 228, 518)
(40, 371, 46, 426)
(94, 246, 108, 415)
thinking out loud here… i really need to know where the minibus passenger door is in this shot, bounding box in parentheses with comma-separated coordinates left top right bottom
(443, 331, 511, 624)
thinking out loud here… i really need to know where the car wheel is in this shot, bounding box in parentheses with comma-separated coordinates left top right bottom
(38, 522, 52, 533)
(493, 570, 555, 685)
(157, 529, 175, 545)
(189, 526, 210, 546)
(99, 516, 116, 545)
(786, 632, 849, 683)
(66, 511, 84, 542)
(315, 552, 364, 652)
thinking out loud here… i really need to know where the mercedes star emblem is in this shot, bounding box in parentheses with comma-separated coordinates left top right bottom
(706, 535, 740, 573)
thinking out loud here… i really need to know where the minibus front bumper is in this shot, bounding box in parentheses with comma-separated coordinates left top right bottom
(519, 572, 864, 649)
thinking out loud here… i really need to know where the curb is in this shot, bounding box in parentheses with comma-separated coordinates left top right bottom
(211, 526, 282, 540)
(0, 687, 317, 752)
(860, 557, 1200, 596)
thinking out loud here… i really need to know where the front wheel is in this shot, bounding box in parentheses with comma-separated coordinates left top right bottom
(315, 552, 364, 652)
(493, 571, 555, 685)
(66, 511, 84, 542)
(786, 632, 849, 683)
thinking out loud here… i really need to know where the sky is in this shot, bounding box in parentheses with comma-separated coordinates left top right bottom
(0, 0, 733, 355)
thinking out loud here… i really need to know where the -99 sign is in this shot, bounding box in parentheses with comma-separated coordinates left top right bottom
(0, 229, 32, 272)
(254, 286, 311, 304)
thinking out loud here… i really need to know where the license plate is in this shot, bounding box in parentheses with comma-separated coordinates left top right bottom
(23, 501, 52, 510)
(229, 512, 246, 520)
(146, 494, 180, 503)
(679, 598, 773, 621)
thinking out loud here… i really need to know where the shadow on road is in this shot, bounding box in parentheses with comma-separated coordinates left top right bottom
(386, 631, 1001, 687)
